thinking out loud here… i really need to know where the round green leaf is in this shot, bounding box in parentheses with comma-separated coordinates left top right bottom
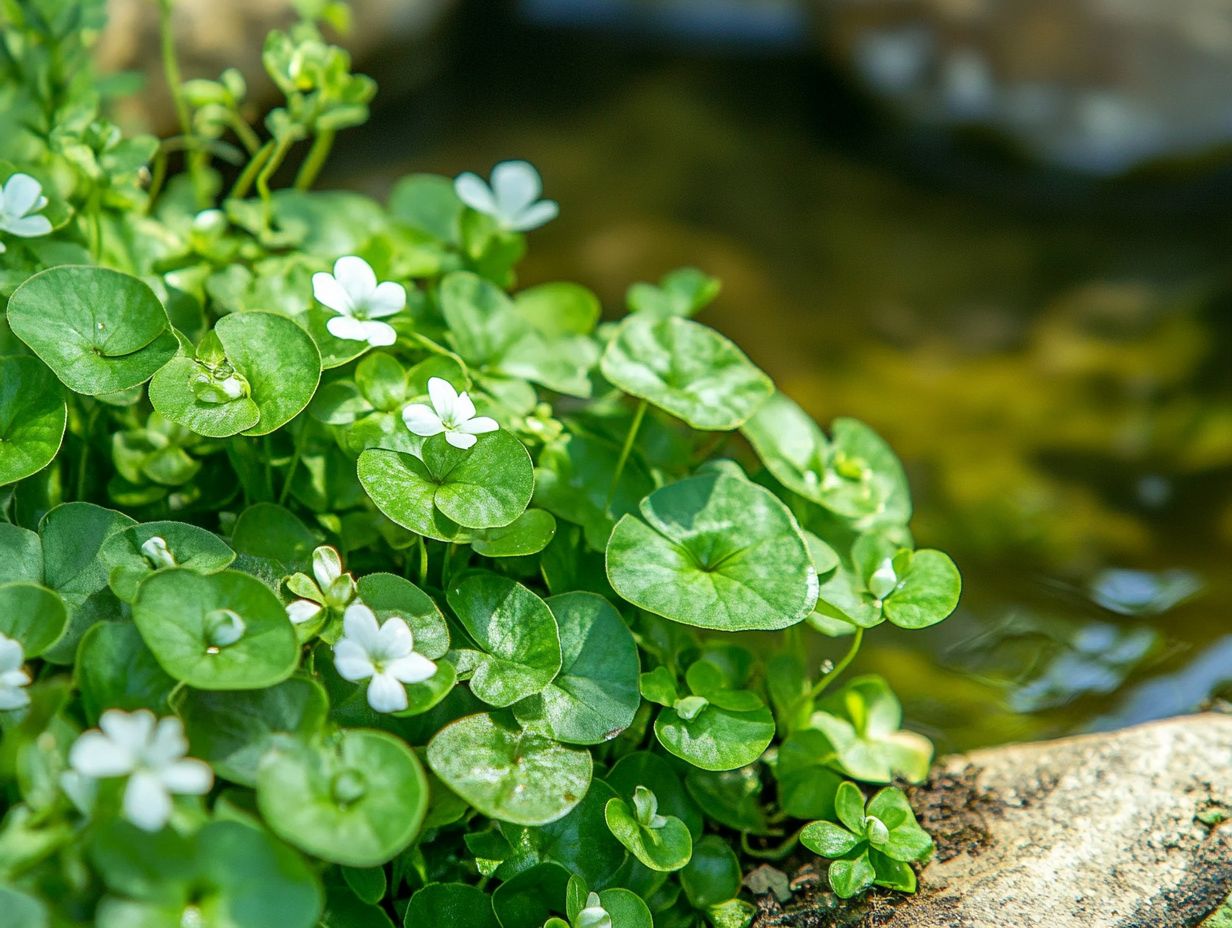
(446, 573, 561, 708)
(358, 431, 533, 541)
(258, 729, 428, 867)
(76, 622, 176, 724)
(0, 523, 41, 585)
(882, 549, 961, 630)
(426, 712, 592, 826)
(471, 509, 557, 558)
(811, 675, 933, 784)
(866, 787, 934, 862)
(606, 472, 818, 631)
(7, 266, 177, 395)
(214, 312, 322, 435)
(512, 592, 640, 744)
(654, 699, 775, 772)
(99, 520, 236, 603)
(0, 582, 65, 657)
(680, 834, 742, 908)
(827, 852, 876, 899)
(147, 353, 261, 438)
(132, 568, 299, 689)
(599, 315, 772, 430)
(405, 884, 498, 928)
(356, 572, 450, 659)
(177, 677, 330, 787)
(0, 356, 66, 485)
(603, 793, 692, 872)
(605, 751, 704, 839)
(800, 820, 862, 858)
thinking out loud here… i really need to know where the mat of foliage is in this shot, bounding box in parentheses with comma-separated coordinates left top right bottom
(0, 3, 960, 926)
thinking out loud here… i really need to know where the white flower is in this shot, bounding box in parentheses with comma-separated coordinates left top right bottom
(0, 633, 32, 712)
(454, 160, 559, 232)
(333, 603, 436, 714)
(402, 377, 498, 450)
(285, 545, 356, 625)
(312, 256, 405, 347)
(0, 174, 53, 245)
(140, 535, 177, 569)
(68, 709, 213, 831)
(577, 893, 612, 928)
(868, 558, 899, 601)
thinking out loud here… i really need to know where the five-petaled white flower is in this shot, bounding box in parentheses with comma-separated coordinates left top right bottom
(454, 160, 559, 232)
(68, 709, 213, 831)
(285, 545, 357, 625)
(312, 256, 405, 347)
(333, 603, 436, 714)
(402, 377, 498, 450)
(0, 633, 31, 711)
(0, 173, 53, 254)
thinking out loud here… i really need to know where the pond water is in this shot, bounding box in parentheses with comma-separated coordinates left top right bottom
(331, 3, 1232, 753)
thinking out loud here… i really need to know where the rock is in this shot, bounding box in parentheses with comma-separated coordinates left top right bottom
(96, 0, 457, 134)
(813, 0, 1232, 174)
(754, 713, 1232, 927)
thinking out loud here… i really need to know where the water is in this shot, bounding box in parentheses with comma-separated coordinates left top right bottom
(331, 1, 1232, 754)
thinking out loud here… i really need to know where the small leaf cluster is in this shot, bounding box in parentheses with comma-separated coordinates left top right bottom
(0, 3, 960, 926)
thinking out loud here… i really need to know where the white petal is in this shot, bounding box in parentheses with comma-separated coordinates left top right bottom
(510, 199, 559, 233)
(342, 602, 381, 650)
(286, 599, 323, 625)
(0, 635, 24, 672)
(124, 771, 172, 831)
(312, 272, 353, 316)
(326, 315, 373, 342)
(99, 709, 155, 754)
(159, 758, 213, 795)
(365, 282, 406, 318)
(70, 731, 135, 778)
(445, 431, 477, 450)
(402, 404, 444, 437)
(356, 320, 398, 347)
(453, 391, 477, 422)
(428, 377, 458, 421)
(143, 717, 189, 768)
(367, 673, 408, 713)
(3, 174, 43, 217)
(3, 214, 52, 238)
(386, 653, 437, 685)
(313, 546, 343, 589)
(333, 639, 375, 682)
(374, 616, 413, 659)
(492, 160, 541, 214)
(454, 173, 498, 214)
(0, 669, 30, 688)
(334, 256, 377, 302)
(0, 686, 30, 711)
(458, 416, 499, 436)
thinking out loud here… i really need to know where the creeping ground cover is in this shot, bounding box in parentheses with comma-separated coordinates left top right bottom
(0, 3, 961, 926)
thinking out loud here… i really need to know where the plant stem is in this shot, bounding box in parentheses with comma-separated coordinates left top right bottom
(278, 423, 305, 505)
(157, 0, 207, 207)
(606, 399, 647, 511)
(416, 536, 429, 588)
(294, 129, 335, 190)
(256, 135, 294, 230)
(229, 141, 273, 200)
(808, 627, 864, 703)
(227, 113, 262, 156)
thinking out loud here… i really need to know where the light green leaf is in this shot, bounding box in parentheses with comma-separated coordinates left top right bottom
(0, 356, 66, 485)
(6, 266, 177, 395)
(427, 712, 592, 826)
(606, 472, 818, 631)
(132, 568, 299, 689)
(213, 312, 322, 435)
(800, 820, 861, 859)
(603, 790, 692, 872)
(811, 675, 933, 784)
(827, 852, 876, 899)
(446, 573, 561, 708)
(0, 582, 65, 656)
(356, 572, 450, 659)
(654, 699, 775, 772)
(600, 315, 772, 430)
(512, 592, 640, 744)
(98, 520, 235, 603)
(471, 509, 556, 557)
(258, 729, 428, 867)
(406, 884, 498, 928)
(606, 751, 704, 838)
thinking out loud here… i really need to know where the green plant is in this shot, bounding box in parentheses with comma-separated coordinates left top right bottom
(0, 3, 961, 925)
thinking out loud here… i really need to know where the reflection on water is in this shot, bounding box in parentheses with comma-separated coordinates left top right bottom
(332, 2, 1232, 752)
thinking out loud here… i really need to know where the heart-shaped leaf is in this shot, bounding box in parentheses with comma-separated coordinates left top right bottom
(405, 884, 498, 928)
(446, 573, 561, 708)
(605, 751, 704, 838)
(0, 356, 66, 485)
(606, 472, 818, 631)
(257, 728, 428, 867)
(132, 568, 299, 689)
(213, 312, 322, 435)
(600, 315, 772, 430)
(603, 789, 692, 871)
(98, 520, 236, 603)
(358, 431, 533, 542)
(427, 712, 592, 826)
(471, 509, 557, 558)
(512, 592, 640, 745)
(654, 699, 775, 772)
(7, 266, 177, 395)
(76, 622, 176, 723)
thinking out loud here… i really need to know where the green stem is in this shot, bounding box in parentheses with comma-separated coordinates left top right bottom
(229, 141, 273, 200)
(294, 129, 335, 190)
(416, 536, 429, 588)
(278, 424, 305, 505)
(157, 0, 208, 207)
(146, 147, 169, 210)
(256, 135, 294, 230)
(227, 113, 262, 156)
(261, 435, 274, 502)
(807, 627, 864, 704)
(605, 399, 647, 510)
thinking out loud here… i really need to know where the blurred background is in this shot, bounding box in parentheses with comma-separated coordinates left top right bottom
(102, 0, 1232, 754)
